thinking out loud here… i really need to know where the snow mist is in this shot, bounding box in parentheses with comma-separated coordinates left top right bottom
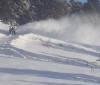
(0, 14, 100, 46)
(19, 14, 100, 45)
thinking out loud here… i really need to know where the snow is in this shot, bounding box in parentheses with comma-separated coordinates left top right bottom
(0, 21, 100, 85)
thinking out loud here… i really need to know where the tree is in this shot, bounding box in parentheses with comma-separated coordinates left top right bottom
(69, 0, 83, 14)
(83, 0, 100, 13)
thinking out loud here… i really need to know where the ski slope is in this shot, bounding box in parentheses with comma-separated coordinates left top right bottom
(0, 22, 100, 85)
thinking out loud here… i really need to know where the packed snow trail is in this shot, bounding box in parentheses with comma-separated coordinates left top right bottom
(0, 22, 100, 85)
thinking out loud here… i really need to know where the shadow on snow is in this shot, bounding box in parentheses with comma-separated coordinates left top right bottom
(0, 68, 100, 84)
(0, 44, 99, 68)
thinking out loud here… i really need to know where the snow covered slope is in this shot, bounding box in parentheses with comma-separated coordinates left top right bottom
(0, 22, 100, 85)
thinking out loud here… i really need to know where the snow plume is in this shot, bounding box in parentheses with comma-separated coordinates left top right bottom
(19, 14, 100, 45)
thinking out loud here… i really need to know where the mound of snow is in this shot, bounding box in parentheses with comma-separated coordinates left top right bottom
(11, 33, 99, 63)
(11, 33, 66, 48)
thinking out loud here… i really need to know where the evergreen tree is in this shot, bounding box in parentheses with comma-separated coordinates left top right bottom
(83, 0, 100, 13)
(69, 0, 83, 14)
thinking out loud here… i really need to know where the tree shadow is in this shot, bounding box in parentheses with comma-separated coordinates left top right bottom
(39, 82, 83, 85)
(7, 46, 99, 68)
(0, 67, 100, 84)
(0, 29, 9, 35)
(1, 45, 98, 68)
(75, 42, 100, 53)
(50, 43, 100, 58)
